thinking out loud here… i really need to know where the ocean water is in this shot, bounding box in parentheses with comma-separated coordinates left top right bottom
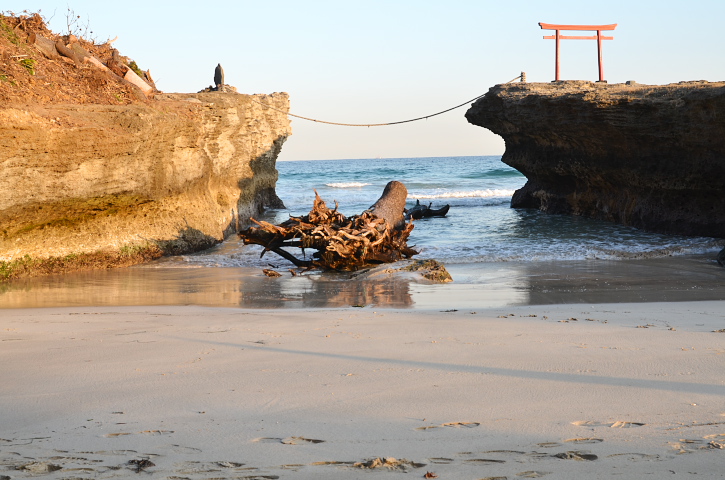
(170, 156, 723, 268)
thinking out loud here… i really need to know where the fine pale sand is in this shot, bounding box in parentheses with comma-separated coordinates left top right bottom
(2, 302, 724, 479)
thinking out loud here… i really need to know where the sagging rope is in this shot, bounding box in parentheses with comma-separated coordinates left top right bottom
(248, 72, 525, 127)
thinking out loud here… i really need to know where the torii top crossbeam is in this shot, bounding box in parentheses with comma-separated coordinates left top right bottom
(539, 23, 617, 82)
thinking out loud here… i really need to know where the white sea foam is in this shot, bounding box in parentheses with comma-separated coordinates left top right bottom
(409, 189, 515, 199)
(416, 239, 724, 264)
(326, 182, 371, 188)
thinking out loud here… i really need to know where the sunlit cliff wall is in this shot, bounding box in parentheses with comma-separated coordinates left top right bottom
(0, 92, 291, 263)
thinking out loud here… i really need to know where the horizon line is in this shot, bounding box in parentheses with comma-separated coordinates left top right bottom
(278, 154, 505, 162)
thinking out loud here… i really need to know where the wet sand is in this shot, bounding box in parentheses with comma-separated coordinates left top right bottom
(2, 302, 724, 479)
(1, 254, 724, 309)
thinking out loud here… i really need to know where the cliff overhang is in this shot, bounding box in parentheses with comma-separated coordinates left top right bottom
(0, 92, 292, 274)
(465, 80, 725, 238)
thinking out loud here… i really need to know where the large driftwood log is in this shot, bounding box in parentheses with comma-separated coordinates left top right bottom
(28, 33, 61, 60)
(238, 181, 418, 271)
(124, 68, 154, 95)
(366, 180, 408, 230)
(69, 42, 93, 60)
(54, 40, 82, 66)
(405, 199, 450, 220)
(26, 35, 151, 96)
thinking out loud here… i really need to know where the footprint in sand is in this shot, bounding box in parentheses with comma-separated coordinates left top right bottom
(610, 421, 645, 428)
(353, 457, 426, 470)
(669, 435, 725, 453)
(564, 437, 603, 444)
(704, 433, 725, 448)
(572, 420, 644, 428)
(178, 470, 278, 480)
(536, 438, 604, 448)
(552, 451, 598, 461)
(104, 429, 174, 438)
(252, 437, 284, 444)
(464, 458, 506, 464)
(281, 436, 325, 445)
(87, 450, 138, 456)
(517, 471, 551, 478)
(252, 436, 325, 445)
(17, 462, 63, 474)
(607, 452, 660, 461)
(175, 460, 257, 475)
(442, 421, 480, 428)
(482, 450, 526, 455)
(416, 421, 480, 431)
(156, 444, 202, 454)
(5, 436, 50, 446)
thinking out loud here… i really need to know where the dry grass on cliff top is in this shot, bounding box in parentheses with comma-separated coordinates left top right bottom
(0, 11, 148, 105)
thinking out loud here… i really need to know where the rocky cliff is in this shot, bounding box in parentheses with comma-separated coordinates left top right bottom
(465, 81, 725, 238)
(0, 92, 291, 270)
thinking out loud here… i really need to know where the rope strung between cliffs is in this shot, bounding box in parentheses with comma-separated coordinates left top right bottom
(248, 93, 485, 127)
(247, 73, 525, 127)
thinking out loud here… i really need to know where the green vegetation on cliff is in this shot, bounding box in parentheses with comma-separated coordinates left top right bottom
(0, 245, 163, 282)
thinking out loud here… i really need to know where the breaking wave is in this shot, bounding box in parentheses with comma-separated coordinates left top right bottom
(326, 182, 371, 188)
(409, 189, 515, 199)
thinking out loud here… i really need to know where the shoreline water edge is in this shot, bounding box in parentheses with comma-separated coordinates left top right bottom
(2, 156, 724, 310)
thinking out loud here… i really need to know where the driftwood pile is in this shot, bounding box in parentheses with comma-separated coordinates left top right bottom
(238, 181, 418, 271)
(27, 29, 156, 97)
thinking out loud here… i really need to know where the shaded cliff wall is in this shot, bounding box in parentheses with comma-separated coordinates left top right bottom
(465, 81, 725, 238)
(0, 92, 291, 263)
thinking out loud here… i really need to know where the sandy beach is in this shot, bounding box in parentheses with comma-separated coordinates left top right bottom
(2, 300, 724, 479)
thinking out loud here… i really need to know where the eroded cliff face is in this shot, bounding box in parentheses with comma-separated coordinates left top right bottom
(465, 81, 725, 238)
(0, 92, 291, 263)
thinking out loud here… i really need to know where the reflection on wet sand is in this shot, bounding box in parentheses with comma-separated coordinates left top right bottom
(436, 255, 725, 308)
(0, 266, 418, 309)
(1, 254, 724, 310)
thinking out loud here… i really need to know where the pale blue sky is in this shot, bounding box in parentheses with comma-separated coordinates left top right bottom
(5, 1, 725, 160)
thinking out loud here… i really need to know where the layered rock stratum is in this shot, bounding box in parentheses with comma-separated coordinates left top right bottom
(465, 81, 725, 238)
(1, 92, 291, 263)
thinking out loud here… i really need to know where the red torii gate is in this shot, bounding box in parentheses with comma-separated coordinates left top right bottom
(539, 23, 617, 82)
